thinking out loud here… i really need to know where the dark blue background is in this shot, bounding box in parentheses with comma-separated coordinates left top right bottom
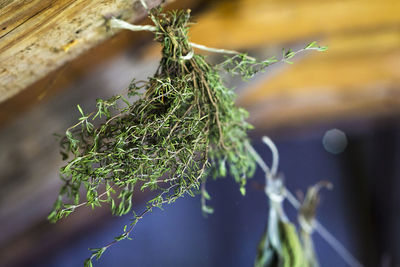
(35, 130, 378, 267)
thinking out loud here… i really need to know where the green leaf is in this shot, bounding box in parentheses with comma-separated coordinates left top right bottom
(305, 41, 317, 49)
(89, 247, 107, 260)
(280, 222, 306, 267)
(318, 46, 328, 51)
(202, 189, 211, 200)
(84, 258, 93, 267)
(240, 186, 246, 196)
(284, 49, 295, 59)
(47, 211, 57, 222)
(77, 104, 84, 116)
(219, 159, 227, 177)
(305, 41, 328, 52)
(115, 234, 127, 242)
(202, 205, 214, 214)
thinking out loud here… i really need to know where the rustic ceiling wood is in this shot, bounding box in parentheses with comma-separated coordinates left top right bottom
(0, 0, 164, 103)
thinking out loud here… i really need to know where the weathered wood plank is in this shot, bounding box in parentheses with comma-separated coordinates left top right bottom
(0, 0, 160, 103)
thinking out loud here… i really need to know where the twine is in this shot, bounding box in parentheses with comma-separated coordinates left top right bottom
(109, 17, 156, 32)
(108, 18, 255, 61)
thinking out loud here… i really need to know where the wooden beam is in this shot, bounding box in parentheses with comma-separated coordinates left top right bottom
(238, 29, 400, 130)
(0, 0, 162, 103)
(189, 0, 400, 49)
(187, 0, 400, 130)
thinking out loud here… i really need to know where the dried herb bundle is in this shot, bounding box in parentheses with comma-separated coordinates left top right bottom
(49, 9, 255, 265)
(49, 7, 328, 266)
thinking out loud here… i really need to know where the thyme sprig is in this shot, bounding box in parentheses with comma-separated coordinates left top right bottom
(219, 41, 327, 80)
(49, 7, 327, 266)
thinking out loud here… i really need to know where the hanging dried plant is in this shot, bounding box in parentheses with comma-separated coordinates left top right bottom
(48, 5, 328, 266)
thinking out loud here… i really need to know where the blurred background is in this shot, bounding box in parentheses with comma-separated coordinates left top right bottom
(1, 0, 400, 266)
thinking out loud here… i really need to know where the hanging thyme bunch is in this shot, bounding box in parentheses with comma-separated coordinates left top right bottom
(49, 8, 258, 265)
(47, 5, 331, 265)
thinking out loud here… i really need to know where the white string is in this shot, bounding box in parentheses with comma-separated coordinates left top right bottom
(262, 136, 279, 176)
(314, 220, 364, 267)
(247, 138, 284, 203)
(266, 179, 285, 203)
(108, 18, 258, 61)
(181, 50, 194, 60)
(245, 141, 270, 175)
(109, 17, 157, 32)
(247, 138, 364, 267)
(140, 0, 149, 10)
(189, 42, 239, 56)
(190, 42, 257, 61)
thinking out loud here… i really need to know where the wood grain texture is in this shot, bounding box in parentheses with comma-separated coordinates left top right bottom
(0, 0, 161, 103)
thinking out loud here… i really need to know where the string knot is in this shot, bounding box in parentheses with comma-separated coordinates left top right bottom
(265, 174, 286, 203)
(299, 215, 315, 234)
(180, 50, 194, 60)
